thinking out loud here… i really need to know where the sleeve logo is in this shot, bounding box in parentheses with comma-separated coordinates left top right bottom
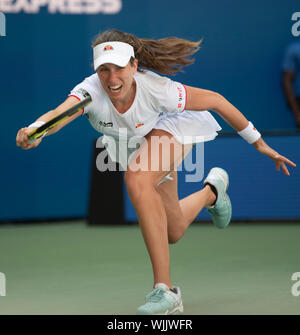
(177, 86, 184, 109)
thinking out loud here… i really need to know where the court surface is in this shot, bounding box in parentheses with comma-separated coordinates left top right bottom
(0, 221, 299, 315)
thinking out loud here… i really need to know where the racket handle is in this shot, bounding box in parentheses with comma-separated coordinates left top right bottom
(27, 136, 37, 144)
(27, 121, 46, 144)
(28, 132, 46, 144)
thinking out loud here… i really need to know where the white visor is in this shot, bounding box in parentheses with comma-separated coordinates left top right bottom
(93, 41, 135, 71)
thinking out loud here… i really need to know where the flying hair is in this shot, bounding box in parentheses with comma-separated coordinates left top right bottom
(92, 30, 202, 76)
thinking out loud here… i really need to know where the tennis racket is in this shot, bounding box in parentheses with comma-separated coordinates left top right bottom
(27, 93, 92, 144)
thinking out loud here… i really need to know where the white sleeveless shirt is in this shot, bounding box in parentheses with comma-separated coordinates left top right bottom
(70, 70, 186, 140)
(69, 70, 221, 167)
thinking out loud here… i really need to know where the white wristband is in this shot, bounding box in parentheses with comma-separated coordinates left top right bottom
(237, 121, 261, 144)
(28, 121, 46, 129)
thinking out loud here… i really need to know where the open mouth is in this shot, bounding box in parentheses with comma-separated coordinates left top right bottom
(108, 85, 122, 92)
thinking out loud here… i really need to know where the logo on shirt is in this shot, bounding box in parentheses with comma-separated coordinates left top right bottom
(74, 88, 90, 98)
(99, 121, 113, 127)
(104, 45, 114, 51)
(177, 86, 184, 109)
(135, 123, 144, 129)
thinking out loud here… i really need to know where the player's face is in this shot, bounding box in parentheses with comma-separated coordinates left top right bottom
(97, 59, 138, 104)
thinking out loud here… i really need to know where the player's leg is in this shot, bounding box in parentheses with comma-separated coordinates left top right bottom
(156, 171, 216, 244)
(158, 166, 232, 242)
(124, 129, 190, 315)
(124, 130, 183, 288)
(125, 129, 231, 315)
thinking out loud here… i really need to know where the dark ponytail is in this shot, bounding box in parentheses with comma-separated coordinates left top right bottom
(92, 30, 202, 76)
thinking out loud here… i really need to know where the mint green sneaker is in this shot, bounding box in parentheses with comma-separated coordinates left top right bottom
(203, 167, 232, 229)
(136, 283, 184, 315)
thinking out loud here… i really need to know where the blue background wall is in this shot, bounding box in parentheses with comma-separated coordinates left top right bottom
(0, 0, 299, 221)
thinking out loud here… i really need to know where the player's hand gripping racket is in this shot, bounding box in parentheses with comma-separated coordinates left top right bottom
(27, 93, 92, 144)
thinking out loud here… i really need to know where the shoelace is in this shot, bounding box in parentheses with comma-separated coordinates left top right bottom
(145, 289, 165, 303)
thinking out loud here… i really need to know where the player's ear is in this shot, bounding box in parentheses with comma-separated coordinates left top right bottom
(131, 58, 138, 73)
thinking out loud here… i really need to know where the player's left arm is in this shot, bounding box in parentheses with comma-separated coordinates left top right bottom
(184, 85, 296, 176)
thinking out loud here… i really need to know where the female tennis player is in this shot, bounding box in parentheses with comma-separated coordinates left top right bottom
(16, 30, 296, 315)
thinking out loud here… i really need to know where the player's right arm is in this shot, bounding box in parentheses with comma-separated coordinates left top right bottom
(16, 96, 82, 150)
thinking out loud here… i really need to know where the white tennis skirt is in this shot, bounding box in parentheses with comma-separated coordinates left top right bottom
(101, 110, 222, 169)
(154, 110, 221, 144)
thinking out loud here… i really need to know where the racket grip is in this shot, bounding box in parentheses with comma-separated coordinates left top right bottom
(27, 132, 47, 144)
(27, 120, 46, 144)
(27, 136, 37, 144)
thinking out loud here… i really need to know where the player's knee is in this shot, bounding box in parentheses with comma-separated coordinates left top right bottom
(124, 170, 144, 192)
(168, 229, 183, 244)
(168, 232, 181, 244)
(124, 171, 155, 201)
(168, 235, 178, 244)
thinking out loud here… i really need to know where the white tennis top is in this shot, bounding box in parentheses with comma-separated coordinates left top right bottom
(69, 70, 221, 166)
(70, 70, 187, 141)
